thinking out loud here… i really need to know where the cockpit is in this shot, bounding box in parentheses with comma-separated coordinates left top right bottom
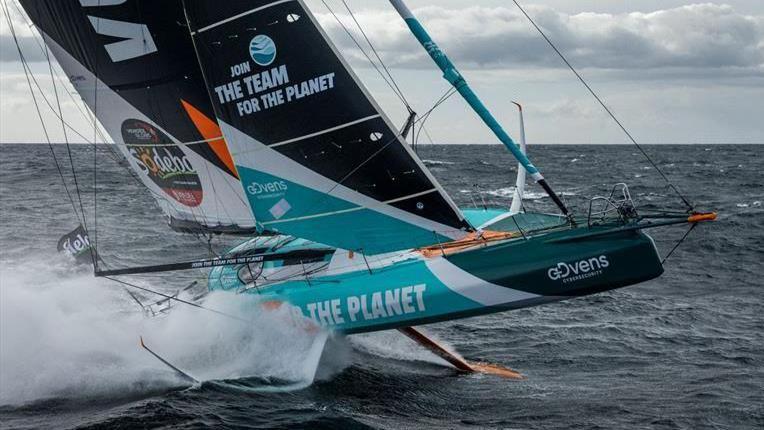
(208, 235, 336, 292)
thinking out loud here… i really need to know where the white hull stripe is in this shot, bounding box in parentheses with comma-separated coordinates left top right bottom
(193, 0, 294, 34)
(262, 188, 438, 225)
(238, 114, 382, 152)
(425, 257, 539, 307)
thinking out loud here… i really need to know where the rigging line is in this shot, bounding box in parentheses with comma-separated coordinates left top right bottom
(102, 276, 249, 323)
(414, 86, 457, 126)
(415, 91, 453, 148)
(319, 0, 411, 110)
(11, 2, 219, 247)
(36, 12, 69, 156)
(421, 125, 436, 145)
(11, 0, 112, 148)
(2, 1, 83, 223)
(138, 4, 215, 234)
(76, 99, 110, 144)
(230, 126, 451, 237)
(236, 245, 413, 295)
(408, 86, 456, 151)
(63, 100, 192, 235)
(511, 0, 694, 212)
(238, 262, 334, 294)
(61, 115, 96, 269)
(180, 2, 260, 233)
(6, 11, 80, 220)
(86, 142, 188, 218)
(92, 3, 102, 267)
(414, 87, 457, 147)
(5, 1, 94, 247)
(201, 160, 237, 229)
(11, 62, 106, 145)
(274, 140, 466, 244)
(661, 223, 697, 264)
(240, 257, 322, 289)
(12, 59, 183, 230)
(339, 0, 411, 110)
(93, 127, 98, 267)
(43, 34, 91, 230)
(44, 24, 96, 267)
(285, 132, 398, 229)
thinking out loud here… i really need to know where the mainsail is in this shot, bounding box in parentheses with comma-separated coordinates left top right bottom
(19, 0, 256, 234)
(183, 0, 472, 254)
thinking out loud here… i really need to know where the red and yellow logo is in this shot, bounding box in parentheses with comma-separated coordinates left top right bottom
(121, 119, 204, 207)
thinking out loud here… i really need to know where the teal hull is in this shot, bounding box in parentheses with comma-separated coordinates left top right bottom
(208, 212, 663, 334)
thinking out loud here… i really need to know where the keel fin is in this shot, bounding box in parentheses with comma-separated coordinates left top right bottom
(139, 336, 199, 384)
(468, 362, 525, 379)
(397, 327, 524, 380)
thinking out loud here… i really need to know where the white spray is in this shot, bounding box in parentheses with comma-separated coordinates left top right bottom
(0, 254, 334, 405)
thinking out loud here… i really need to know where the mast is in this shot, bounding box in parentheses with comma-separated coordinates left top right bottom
(388, 0, 572, 220)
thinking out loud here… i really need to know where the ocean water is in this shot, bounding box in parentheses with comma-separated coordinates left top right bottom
(0, 144, 762, 429)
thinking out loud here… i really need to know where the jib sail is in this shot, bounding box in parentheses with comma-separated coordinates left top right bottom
(183, 0, 472, 254)
(19, 0, 255, 234)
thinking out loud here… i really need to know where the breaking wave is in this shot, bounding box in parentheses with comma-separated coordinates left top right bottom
(422, 159, 456, 166)
(484, 187, 577, 200)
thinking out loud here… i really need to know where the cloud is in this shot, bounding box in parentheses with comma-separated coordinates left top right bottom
(316, 3, 764, 73)
(2, 2, 762, 144)
(4, 2, 762, 72)
(1, 3, 46, 63)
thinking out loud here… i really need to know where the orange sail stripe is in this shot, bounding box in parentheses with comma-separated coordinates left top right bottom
(180, 99, 239, 179)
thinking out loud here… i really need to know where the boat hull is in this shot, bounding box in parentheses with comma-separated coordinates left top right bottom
(213, 225, 663, 334)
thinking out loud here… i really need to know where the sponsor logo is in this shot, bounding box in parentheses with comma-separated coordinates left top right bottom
(269, 198, 291, 220)
(121, 119, 203, 207)
(547, 255, 610, 283)
(81, 1, 158, 62)
(249, 34, 277, 66)
(57, 224, 93, 264)
(69, 75, 86, 84)
(423, 41, 444, 59)
(247, 180, 288, 196)
(61, 233, 90, 256)
(304, 284, 427, 327)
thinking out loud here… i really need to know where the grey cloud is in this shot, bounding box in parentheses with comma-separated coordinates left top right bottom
(1, 5, 46, 63)
(1, 33, 47, 63)
(316, 3, 764, 72)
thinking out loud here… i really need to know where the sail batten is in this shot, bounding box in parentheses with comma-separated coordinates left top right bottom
(260, 188, 440, 226)
(192, 0, 295, 34)
(183, 0, 471, 254)
(267, 115, 382, 150)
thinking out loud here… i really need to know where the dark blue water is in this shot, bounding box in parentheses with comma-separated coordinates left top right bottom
(1, 144, 762, 429)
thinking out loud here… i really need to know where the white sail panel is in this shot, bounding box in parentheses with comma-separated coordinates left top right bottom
(19, 0, 256, 233)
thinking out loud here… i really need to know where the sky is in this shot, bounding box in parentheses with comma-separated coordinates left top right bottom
(0, 0, 762, 144)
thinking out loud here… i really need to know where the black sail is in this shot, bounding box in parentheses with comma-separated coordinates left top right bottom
(183, 0, 472, 254)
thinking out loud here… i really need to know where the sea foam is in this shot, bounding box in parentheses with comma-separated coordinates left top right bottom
(0, 254, 334, 405)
